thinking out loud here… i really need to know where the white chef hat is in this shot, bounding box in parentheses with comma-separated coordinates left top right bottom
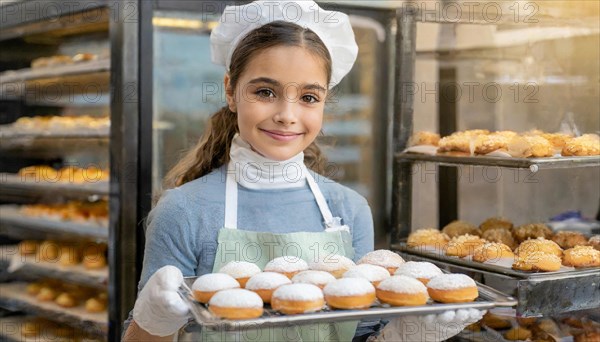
(210, 1, 358, 88)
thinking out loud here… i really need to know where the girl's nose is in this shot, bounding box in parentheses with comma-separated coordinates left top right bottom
(273, 99, 297, 125)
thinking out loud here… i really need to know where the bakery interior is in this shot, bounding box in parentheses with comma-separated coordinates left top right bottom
(0, 1, 599, 341)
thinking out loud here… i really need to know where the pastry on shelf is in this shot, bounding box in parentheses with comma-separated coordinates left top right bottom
(472, 242, 515, 263)
(426, 273, 478, 303)
(507, 135, 554, 158)
(474, 131, 517, 155)
(442, 220, 481, 238)
(343, 264, 390, 287)
(552, 231, 589, 249)
(515, 237, 563, 258)
(512, 223, 553, 243)
(409, 131, 440, 146)
(18, 165, 59, 181)
(588, 235, 600, 251)
(445, 234, 486, 258)
(85, 295, 108, 313)
(407, 228, 450, 249)
(481, 312, 512, 329)
(562, 134, 600, 156)
(512, 251, 561, 272)
(37, 286, 59, 301)
(59, 243, 82, 266)
(393, 261, 442, 285)
(376, 275, 429, 306)
(18, 240, 39, 256)
(438, 130, 490, 154)
(562, 246, 600, 267)
(26, 282, 43, 296)
(541, 132, 573, 152)
(37, 240, 60, 262)
(72, 53, 98, 63)
(31, 55, 73, 68)
(55, 292, 79, 308)
(82, 243, 108, 269)
(504, 326, 532, 341)
(482, 228, 518, 250)
(479, 217, 513, 233)
(323, 278, 375, 309)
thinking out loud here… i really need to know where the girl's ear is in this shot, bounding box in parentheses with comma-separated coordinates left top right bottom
(224, 73, 237, 112)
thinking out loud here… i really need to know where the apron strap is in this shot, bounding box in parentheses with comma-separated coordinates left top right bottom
(304, 167, 335, 228)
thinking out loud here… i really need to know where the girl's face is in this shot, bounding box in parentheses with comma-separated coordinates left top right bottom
(225, 45, 328, 161)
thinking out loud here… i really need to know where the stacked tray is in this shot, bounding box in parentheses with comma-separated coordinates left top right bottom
(178, 276, 516, 332)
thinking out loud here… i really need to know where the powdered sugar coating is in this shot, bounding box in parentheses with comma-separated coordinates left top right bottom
(208, 289, 263, 308)
(323, 278, 375, 297)
(245, 272, 291, 290)
(308, 255, 355, 272)
(219, 261, 261, 278)
(377, 275, 428, 294)
(192, 273, 240, 292)
(264, 256, 308, 273)
(394, 261, 443, 280)
(357, 250, 405, 268)
(292, 271, 336, 286)
(427, 274, 476, 290)
(343, 264, 390, 282)
(272, 283, 324, 301)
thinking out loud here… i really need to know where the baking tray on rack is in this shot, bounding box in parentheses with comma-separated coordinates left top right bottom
(0, 174, 109, 199)
(178, 276, 516, 332)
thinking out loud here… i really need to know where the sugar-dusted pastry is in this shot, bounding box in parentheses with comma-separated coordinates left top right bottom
(427, 274, 478, 303)
(323, 278, 376, 310)
(264, 256, 308, 279)
(507, 135, 554, 158)
(357, 250, 404, 274)
(407, 229, 450, 249)
(562, 246, 600, 267)
(562, 134, 600, 156)
(442, 220, 481, 238)
(393, 261, 442, 285)
(291, 270, 335, 289)
(472, 242, 515, 263)
(512, 223, 553, 243)
(551, 231, 589, 250)
(541, 132, 572, 152)
(474, 131, 516, 154)
(482, 228, 518, 250)
(343, 264, 390, 287)
(588, 235, 600, 251)
(515, 238, 563, 258)
(410, 131, 440, 146)
(208, 289, 264, 320)
(218, 261, 261, 288)
(445, 234, 486, 258)
(192, 273, 240, 303)
(271, 283, 324, 314)
(512, 251, 561, 272)
(479, 217, 513, 233)
(438, 130, 490, 154)
(376, 275, 429, 306)
(308, 255, 355, 278)
(245, 272, 291, 303)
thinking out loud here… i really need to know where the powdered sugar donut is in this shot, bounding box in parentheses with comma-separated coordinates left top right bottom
(357, 250, 405, 274)
(208, 289, 263, 320)
(271, 283, 324, 314)
(219, 261, 261, 288)
(427, 274, 478, 303)
(264, 256, 308, 279)
(308, 255, 355, 278)
(376, 275, 429, 306)
(245, 272, 291, 303)
(393, 261, 443, 285)
(343, 264, 390, 287)
(323, 278, 376, 309)
(192, 273, 240, 303)
(292, 270, 336, 289)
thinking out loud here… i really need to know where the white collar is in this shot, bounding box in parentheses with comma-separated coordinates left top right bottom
(228, 134, 307, 190)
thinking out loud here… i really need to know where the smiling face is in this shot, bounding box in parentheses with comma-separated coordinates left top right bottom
(225, 45, 328, 161)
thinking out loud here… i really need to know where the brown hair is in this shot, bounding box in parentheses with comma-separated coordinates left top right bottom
(162, 21, 332, 191)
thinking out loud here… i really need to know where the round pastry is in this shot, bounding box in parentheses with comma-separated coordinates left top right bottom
(376, 275, 429, 306)
(357, 250, 405, 274)
(426, 274, 478, 303)
(482, 228, 518, 250)
(479, 217, 513, 233)
(507, 135, 554, 158)
(85, 297, 108, 313)
(562, 134, 600, 156)
(59, 245, 81, 266)
(26, 282, 43, 296)
(512, 251, 561, 272)
(308, 255, 355, 278)
(37, 240, 60, 262)
(191, 273, 240, 303)
(442, 220, 480, 238)
(271, 283, 324, 314)
(445, 234, 486, 258)
(19, 240, 39, 256)
(562, 246, 600, 267)
(245, 272, 291, 303)
(472, 242, 515, 263)
(474, 132, 515, 155)
(588, 235, 600, 251)
(482, 312, 512, 329)
(551, 231, 589, 250)
(407, 229, 450, 249)
(291, 270, 336, 289)
(323, 278, 376, 310)
(512, 223, 553, 243)
(83, 253, 107, 269)
(264, 256, 308, 279)
(37, 287, 58, 301)
(410, 131, 440, 146)
(393, 261, 442, 285)
(55, 293, 78, 308)
(343, 264, 390, 287)
(208, 289, 264, 320)
(218, 261, 261, 288)
(504, 326, 532, 341)
(515, 238, 563, 258)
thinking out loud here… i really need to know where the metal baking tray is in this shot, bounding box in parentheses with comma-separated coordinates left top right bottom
(178, 276, 516, 332)
(0, 59, 110, 84)
(0, 174, 109, 200)
(391, 241, 599, 279)
(396, 152, 600, 170)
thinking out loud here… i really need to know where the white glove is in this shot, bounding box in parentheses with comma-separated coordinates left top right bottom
(133, 265, 190, 337)
(374, 309, 486, 342)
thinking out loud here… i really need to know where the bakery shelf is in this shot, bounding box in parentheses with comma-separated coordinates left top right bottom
(395, 152, 600, 170)
(0, 174, 109, 201)
(0, 246, 108, 290)
(0, 59, 109, 84)
(0, 135, 109, 159)
(0, 283, 107, 338)
(393, 244, 600, 317)
(0, 315, 105, 342)
(0, 206, 108, 241)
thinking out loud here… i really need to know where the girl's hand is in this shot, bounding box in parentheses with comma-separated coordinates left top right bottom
(373, 309, 485, 342)
(133, 265, 190, 337)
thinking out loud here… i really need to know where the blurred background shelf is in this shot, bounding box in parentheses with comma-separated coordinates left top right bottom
(0, 206, 108, 241)
(0, 174, 109, 201)
(0, 59, 110, 84)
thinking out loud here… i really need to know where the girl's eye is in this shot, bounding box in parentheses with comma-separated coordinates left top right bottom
(301, 94, 319, 103)
(256, 89, 275, 98)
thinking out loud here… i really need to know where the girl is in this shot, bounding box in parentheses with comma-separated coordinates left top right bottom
(123, 1, 484, 341)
